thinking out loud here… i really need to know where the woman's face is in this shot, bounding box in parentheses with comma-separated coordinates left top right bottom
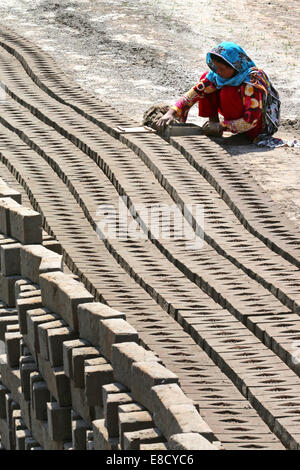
(212, 60, 236, 79)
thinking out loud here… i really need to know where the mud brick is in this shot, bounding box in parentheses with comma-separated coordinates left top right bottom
(48, 326, 76, 367)
(5, 393, 19, 429)
(37, 354, 71, 407)
(18, 290, 42, 299)
(131, 362, 178, 412)
(112, 342, 159, 389)
(47, 402, 72, 442)
(84, 357, 107, 367)
(17, 297, 43, 335)
(85, 362, 113, 406)
(38, 319, 65, 361)
(39, 272, 94, 331)
(0, 274, 22, 307)
(0, 184, 21, 204)
(118, 403, 145, 413)
(104, 392, 133, 438)
(72, 346, 100, 388)
(0, 197, 20, 235)
(0, 314, 19, 341)
(26, 311, 58, 355)
(29, 371, 43, 404)
(92, 419, 118, 450)
(72, 418, 88, 450)
(4, 331, 22, 367)
(8, 201, 42, 245)
(151, 383, 214, 441)
(15, 279, 39, 299)
(6, 324, 20, 333)
(69, 380, 94, 426)
(77, 302, 126, 346)
(0, 383, 8, 418)
(168, 432, 218, 450)
(42, 239, 62, 255)
(164, 403, 214, 441)
(0, 243, 21, 276)
(20, 245, 63, 284)
(123, 427, 165, 450)
(15, 429, 32, 450)
(29, 400, 63, 450)
(102, 382, 129, 405)
(119, 411, 154, 449)
(20, 358, 37, 401)
(99, 319, 139, 362)
(164, 123, 203, 137)
(32, 381, 51, 421)
(62, 339, 89, 379)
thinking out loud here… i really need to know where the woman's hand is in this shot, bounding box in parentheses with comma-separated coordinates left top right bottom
(202, 121, 223, 137)
(157, 108, 177, 128)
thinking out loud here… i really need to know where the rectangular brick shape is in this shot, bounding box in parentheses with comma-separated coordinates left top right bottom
(169, 433, 219, 450)
(85, 362, 113, 406)
(131, 362, 178, 412)
(72, 418, 87, 450)
(9, 202, 42, 244)
(99, 319, 139, 361)
(32, 381, 51, 421)
(92, 419, 118, 450)
(72, 346, 100, 388)
(20, 245, 63, 284)
(123, 427, 164, 450)
(26, 311, 58, 356)
(38, 319, 65, 361)
(4, 331, 22, 367)
(0, 183, 21, 204)
(104, 392, 133, 438)
(62, 339, 89, 379)
(47, 402, 72, 442)
(151, 384, 215, 441)
(20, 360, 37, 401)
(77, 302, 126, 346)
(37, 354, 71, 407)
(47, 326, 76, 367)
(119, 410, 154, 449)
(0, 243, 21, 276)
(0, 274, 22, 307)
(0, 197, 20, 236)
(112, 342, 159, 389)
(0, 315, 19, 341)
(39, 272, 94, 331)
(17, 297, 43, 335)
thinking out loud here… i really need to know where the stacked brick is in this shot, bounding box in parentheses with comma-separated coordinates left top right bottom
(0, 182, 219, 450)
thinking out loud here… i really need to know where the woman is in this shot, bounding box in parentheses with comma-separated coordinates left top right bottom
(157, 42, 281, 146)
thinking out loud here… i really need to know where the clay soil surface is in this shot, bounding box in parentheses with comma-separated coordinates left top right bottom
(0, 0, 299, 227)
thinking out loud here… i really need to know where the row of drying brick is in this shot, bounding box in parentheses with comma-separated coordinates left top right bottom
(0, 193, 218, 450)
(1, 22, 298, 273)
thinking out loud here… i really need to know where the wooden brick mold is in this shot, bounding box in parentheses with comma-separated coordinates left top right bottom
(0, 188, 217, 450)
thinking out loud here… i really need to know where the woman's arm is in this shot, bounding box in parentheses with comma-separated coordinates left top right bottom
(157, 73, 216, 127)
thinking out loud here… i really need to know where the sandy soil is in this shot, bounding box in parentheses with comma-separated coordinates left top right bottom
(0, 0, 299, 228)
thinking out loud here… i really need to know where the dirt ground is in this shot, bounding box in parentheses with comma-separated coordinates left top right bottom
(0, 0, 299, 228)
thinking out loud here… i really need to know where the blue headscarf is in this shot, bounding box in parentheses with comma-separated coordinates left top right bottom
(206, 42, 256, 89)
